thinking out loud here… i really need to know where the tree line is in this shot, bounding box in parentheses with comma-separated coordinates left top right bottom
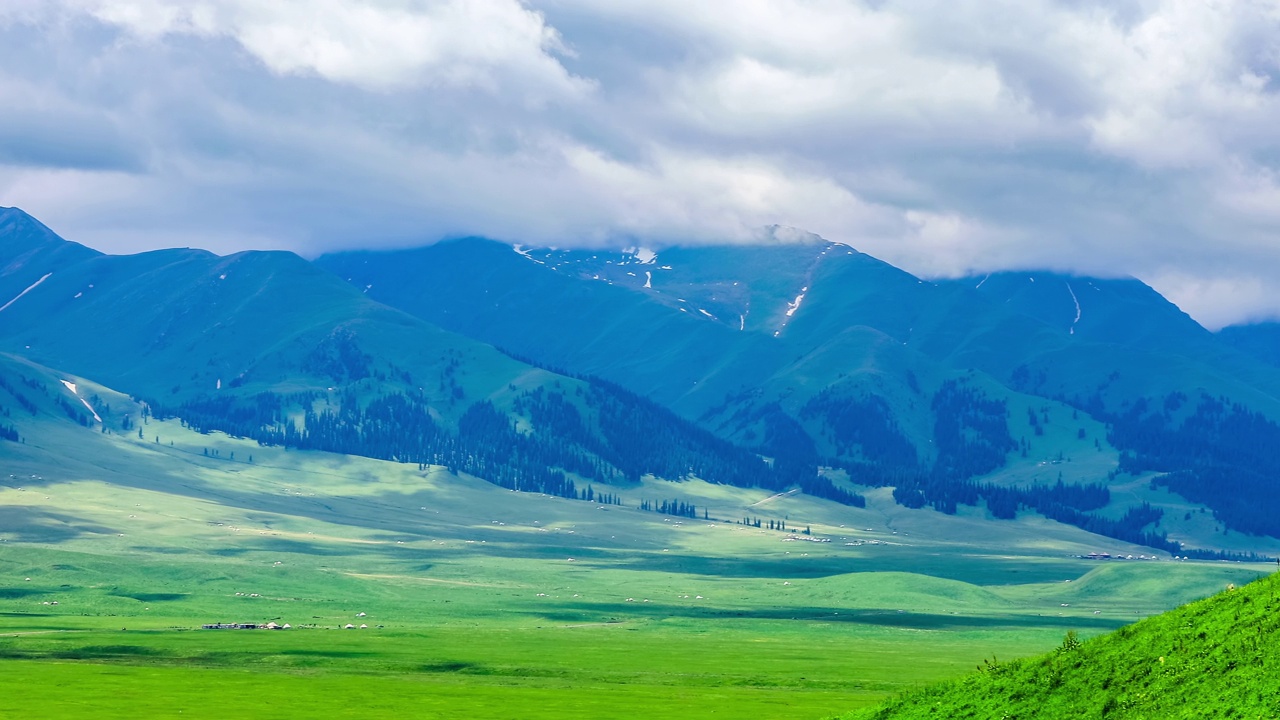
(143, 378, 812, 503)
(1106, 392, 1280, 538)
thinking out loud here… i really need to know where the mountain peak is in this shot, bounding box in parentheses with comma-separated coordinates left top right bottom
(1, 206, 60, 242)
(0, 207, 100, 259)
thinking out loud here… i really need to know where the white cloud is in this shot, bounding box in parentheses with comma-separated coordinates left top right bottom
(2, 0, 1280, 325)
(81, 0, 586, 97)
(1146, 271, 1280, 331)
(1072, 1, 1280, 169)
(556, 143, 901, 245)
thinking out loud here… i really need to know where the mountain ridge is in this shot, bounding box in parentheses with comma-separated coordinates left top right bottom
(6, 207, 1280, 553)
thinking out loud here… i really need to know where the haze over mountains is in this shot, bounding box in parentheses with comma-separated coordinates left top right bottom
(4, 205, 1280, 555)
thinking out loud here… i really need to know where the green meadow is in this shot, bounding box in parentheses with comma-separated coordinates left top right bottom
(0, 387, 1271, 719)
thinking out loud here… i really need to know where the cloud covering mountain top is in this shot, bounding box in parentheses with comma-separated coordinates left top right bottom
(1, 0, 1278, 327)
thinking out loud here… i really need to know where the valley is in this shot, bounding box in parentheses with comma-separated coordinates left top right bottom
(0, 357, 1272, 718)
(2, 206, 1280, 717)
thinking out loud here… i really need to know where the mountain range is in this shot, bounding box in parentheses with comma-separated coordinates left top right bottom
(4, 206, 1280, 554)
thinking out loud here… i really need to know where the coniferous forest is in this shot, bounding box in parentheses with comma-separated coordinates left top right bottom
(145, 378, 806, 503)
(136, 373, 1235, 552)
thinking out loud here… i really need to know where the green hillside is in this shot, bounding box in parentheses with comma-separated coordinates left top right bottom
(317, 237, 1280, 550)
(1219, 321, 1280, 368)
(10, 206, 1280, 553)
(317, 238, 786, 414)
(840, 568, 1280, 719)
(0, 213, 834, 506)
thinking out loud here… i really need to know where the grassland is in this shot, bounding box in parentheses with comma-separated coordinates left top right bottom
(0, 368, 1272, 718)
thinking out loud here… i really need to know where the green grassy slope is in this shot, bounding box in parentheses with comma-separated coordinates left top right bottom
(316, 238, 790, 413)
(840, 568, 1279, 720)
(0, 242, 541, 411)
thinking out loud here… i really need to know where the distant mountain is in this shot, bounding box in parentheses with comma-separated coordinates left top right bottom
(1218, 321, 1280, 368)
(842, 570, 1280, 719)
(7, 206, 1280, 552)
(0, 207, 100, 309)
(0, 215, 810, 506)
(319, 237, 1280, 545)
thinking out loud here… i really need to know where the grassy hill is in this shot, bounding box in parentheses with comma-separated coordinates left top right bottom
(840, 567, 1279, 719)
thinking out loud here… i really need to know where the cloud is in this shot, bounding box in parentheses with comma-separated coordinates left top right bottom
(1148, 271, 1277, 331)
(1, 0, 1279, 325)
(82, 0, 587, 97)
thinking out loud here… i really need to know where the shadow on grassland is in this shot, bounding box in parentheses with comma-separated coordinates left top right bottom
(0, 507, 117, 543)
(127, 546, 192, 555)
(0, 588, 54, 600)
(109, 592, 188, 603)
(518, 602, 1130, 632)
(566, 551, 1082, 585)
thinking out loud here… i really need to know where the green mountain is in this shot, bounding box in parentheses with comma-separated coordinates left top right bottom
(0, 206, 100, 308)
(1219, 321, 1280, 368)
(7, 205, 1280, 554)
(0, 210, 805, 505)
(318, 237, 1280, 548)
(841, 568, 1280, 719)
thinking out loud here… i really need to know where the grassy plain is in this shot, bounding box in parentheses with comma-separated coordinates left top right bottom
(0, 372, 1272, 718)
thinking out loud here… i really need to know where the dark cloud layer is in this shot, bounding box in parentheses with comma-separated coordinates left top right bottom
(1, 1, 1279, 328)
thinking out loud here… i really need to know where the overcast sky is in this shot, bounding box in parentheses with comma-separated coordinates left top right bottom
(2, 1, 1279, 327)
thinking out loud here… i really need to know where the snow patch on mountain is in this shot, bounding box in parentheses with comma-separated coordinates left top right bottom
(785, 288, 808, 318)
(0, 272, 52, 313)
(60, 379, 102, 423)
(512, 244, 546, 265)
(1066, 281, 1082, 335)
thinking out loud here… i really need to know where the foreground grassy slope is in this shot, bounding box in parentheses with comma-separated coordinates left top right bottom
(842, 569, 1279, 720)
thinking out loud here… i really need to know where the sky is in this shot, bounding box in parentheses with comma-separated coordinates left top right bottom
(1, 1, 1279, 328)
